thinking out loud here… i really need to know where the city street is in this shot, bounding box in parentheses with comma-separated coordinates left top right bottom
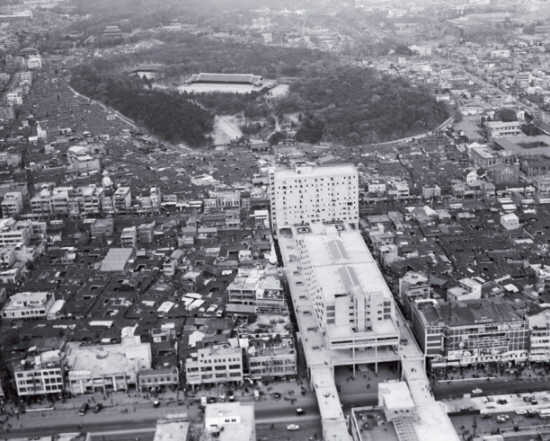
(433, 376, 550, 400)
(0, 397, 320, 439)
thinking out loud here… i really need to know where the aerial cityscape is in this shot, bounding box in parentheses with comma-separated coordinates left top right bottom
(2, 0, 550, 441)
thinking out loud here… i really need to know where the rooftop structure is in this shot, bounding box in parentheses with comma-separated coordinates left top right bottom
(2, 291, 55, 319)
(65, 333, 152, 394)
(203, 402, 255, 441)
(494, 135, 550, 156)
(100, 248, 134, 272)
(153, 413, 190, 441)
(188, 73, 262, 85)
(411, 299, 529, 366)
(226, 267, 285, 314)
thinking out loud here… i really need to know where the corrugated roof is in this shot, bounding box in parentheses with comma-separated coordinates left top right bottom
(100, 248, 133, 272)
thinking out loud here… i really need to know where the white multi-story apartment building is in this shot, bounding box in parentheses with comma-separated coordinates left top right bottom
(14, 350, 63, 396)
(1, 192, 24, 217)
(185, 345, 243, 386)
(269, 165, 359, 231)
(1, 291, 55, 319)
(120, 226, 137, 248)
(27, 54, 42, 69)
(0, 218, 31, 246)
(485, 121, 523, 138)
(6, 88, 23, 105)
(114, 187, 131, 213)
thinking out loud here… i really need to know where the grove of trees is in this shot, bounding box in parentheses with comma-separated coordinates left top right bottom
(70, 65, 214, 147)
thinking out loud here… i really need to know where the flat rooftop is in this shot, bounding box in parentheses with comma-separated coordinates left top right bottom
(154, 414, 190, 441)
(273, 164, 357, 179)
(418, 299, 523, 327)
(379, 381, 415, 410)
(204, 402, 255, 441)
(495, 135, 550, 156)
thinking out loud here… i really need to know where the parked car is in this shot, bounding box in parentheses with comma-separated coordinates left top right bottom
(287, 424, 300, 431)
(78, 403, 89, 416)
(93, 403, 103, 413)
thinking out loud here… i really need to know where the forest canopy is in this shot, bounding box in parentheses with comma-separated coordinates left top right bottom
(70, 65, 214, 147)
(277, 66, 449, 144)
(70, 37, 448, 146)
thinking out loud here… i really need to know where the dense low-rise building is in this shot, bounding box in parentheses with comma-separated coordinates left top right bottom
(185, 344, 243, 387)
(226, 267, 285, 314)
(138, 367, 180, 391)
(247, 337, 297, 380)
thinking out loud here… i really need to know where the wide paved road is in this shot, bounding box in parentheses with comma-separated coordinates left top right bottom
(5, 377, 550, 439)
(0, 402, 321, 439)
(433, 377, 550, 400)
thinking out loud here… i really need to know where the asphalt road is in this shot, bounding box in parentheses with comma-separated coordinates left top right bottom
(0, 401, 321, 439)
(5, 378, 550, 439)
(433, 377, 550, 400)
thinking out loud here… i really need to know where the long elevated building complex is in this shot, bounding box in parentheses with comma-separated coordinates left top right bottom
(273, 165, 458, 441)
(293, 222, 399, 371)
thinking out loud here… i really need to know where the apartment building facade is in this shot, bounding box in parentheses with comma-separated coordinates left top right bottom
(14, 350, 63, 397)
(269, 165, 359, 231)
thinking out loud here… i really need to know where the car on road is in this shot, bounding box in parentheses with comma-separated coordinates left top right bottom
(78, 403, 89, 416)
(287, 424, 300, 431)
(296, 408, 305, 415)
(273, 392, 281, 400)
(93, 403, 103, 413)
(153, 400, 160, 408)
(472, 388, 483, 395)
(496, 415, 509, 423)
(480, 414, 491, 419)
(516, 409, 527, 415)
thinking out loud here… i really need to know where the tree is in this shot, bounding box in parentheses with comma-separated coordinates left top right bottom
(494, 107, 517, 122)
